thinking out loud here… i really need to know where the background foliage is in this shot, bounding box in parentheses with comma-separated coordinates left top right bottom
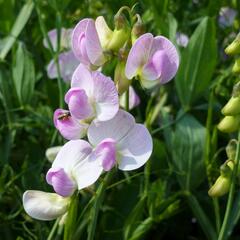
(0, 0, 240, 239)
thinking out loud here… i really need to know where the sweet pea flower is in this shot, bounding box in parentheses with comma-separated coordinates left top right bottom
(72, 16, 129, 69)
(88, 110, 152, 171)
(23, 140, 103, 220)
(125, 33, 179, 88)
(44, 28, 79, 82)
(43, 28, 72, 51)
(47, 51, 79, 82)
(23, 191, 70, 221)
(54, 64, 119, 140)
(219, 7, 237, 28)
(72, 18, 110, 69)
(120, 86, 140, 110)
(176, 32, 189, 48)
(46, 140, 102, 197)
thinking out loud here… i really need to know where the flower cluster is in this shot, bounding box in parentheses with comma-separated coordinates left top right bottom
(23, 8, 179, 221)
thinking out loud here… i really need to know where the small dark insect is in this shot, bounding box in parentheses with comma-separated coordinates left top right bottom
(58, 112, 71, 120)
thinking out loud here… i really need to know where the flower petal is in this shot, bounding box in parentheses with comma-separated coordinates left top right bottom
(73, 155, 103, 190)
(46, 168, 76, 197)
(85, 19, 105, 66)
(53, 109, 88, 140)
(23, 190, 69, 221)
(58, 51, 79, 82)
(88, 110, 135, 146)
(52, 139, 92, 173)
(152, 36, 179, 83)
(95, 16, 113, 49)
(47, 59, 58, 79)
(72, 18, 91, 61)
(92, 72, 119, 121)
(125, 33, 153, 79)
(71, 64, 94, 96)
(65, 88, 94, 120)
(93, 138, 116, 171)
(118, 124, 153, 171)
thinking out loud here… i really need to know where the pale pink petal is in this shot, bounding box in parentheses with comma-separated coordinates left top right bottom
(58, 51, 79, 82)
(72, 19, 91, 61)
(92, 72, 119, 121)
(93, 138, 116, 171)
(88, 110, 135, 146)
(71, 64, 94, 95)
(125, 33, 154, 79)
(52, 140, 92, 173)
(142, 60, 159, 80)
(23, 190, 69, 221)
(73, 155, 103, 190)
(47, 59, 58, 79)
(43, 29, 58, 51)
(65, 88, 94, 120)
(85, 19, 105, 66)
(53, 109, 88, 140)
(46, 51, 79, 82)
(152, 36, 179, 83)
(46, 168, 76, 197)
(118, 124, 153, 171)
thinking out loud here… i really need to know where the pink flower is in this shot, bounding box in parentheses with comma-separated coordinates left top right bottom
(176, 32, 189, 48)
(44, 28, 79, 82)
(46, 140, 102, 196)
(88, 110, 153, 171)
(23, 140, 103, 220)
(72, 16, 129, 69)
(66, 64, 119, 122)
(72, 18, 109, 69)
(125, 33, 179, 88)
(54, 64, 119, 140)
(47, 51, 79, 82)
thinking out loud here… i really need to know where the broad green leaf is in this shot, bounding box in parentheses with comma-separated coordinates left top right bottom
(175, 17, 217, 109)
(165, 113, 206, 190)
(12, 43, 35, 105)
(0, 0, 34, 60)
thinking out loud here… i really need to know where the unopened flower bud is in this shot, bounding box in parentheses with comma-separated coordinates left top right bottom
(221, 96, 240, 116)
(45, 146, 62, 162)
(114, 61, 131, 95)
(226, 139, 238, 160)
(220, 162, 233, 176)
(225, 33, 240, 55)
(208, 175, 231, 197)
(232, 58, 240, 74)
(107, 14, 130, 51)
(218, 115, 240, 133)
(131, 14, 145, 44)
(232, 82, 240, 98)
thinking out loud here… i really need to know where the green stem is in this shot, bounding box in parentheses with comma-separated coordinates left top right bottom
(34, 1, 64, 108)
(205, 91, 221, 232)
(125, 88, 129, 112)
(87, 172, 113, 240)
(187, 194, 217, 240)
(47, 218, 60, 240)
(218, 131, 240, 240)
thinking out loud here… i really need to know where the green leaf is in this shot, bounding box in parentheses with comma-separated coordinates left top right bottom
(0, 0, 34, 60)
(175, 17, 217, 109)
(12, 43, 35, 105)
(166, 112, 206, 190)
